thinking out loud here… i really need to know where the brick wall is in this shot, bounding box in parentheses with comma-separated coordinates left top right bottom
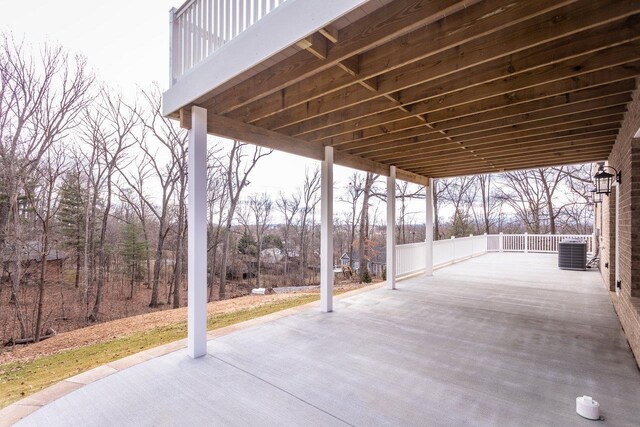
(598, 77, 640, 366)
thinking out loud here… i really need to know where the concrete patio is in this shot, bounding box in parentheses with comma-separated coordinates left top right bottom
(13, 253, 640, 426)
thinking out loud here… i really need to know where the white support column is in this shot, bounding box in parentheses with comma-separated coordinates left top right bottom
(188, 106, 208, 358)
(386, 166, 397, 290)
(320, 146, 334, 312)
(524, 232, 529, 253)
(425, 178, 434, 276)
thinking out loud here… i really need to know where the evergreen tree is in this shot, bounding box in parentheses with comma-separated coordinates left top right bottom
(237, 231, 257, 256)
(120, 221, 147, 299)
(57, 170, 85, 288)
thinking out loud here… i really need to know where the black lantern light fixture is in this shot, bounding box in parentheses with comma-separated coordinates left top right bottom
(593, 164, 621, 195)
(590, 188, 603, 204)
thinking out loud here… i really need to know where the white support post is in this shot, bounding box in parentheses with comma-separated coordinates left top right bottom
(188, 106, 208, 359)
(386, 166, 397, 289)
(320, 146, 334, 312)
(524, 232, 529, 253)
(425, 178, 434, 276)
(499, 232, 504, 252)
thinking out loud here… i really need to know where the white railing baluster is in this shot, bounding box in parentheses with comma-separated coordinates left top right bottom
(485, 234, 593, 255)
(170, 0, 290, 85)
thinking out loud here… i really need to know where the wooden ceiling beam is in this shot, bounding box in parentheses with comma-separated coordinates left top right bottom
(250, 11, 640, 132)
(395, 137, 615, 169)
(199, 112, 429, 185)
(205, 0, 476, 114)
(415, 151, 611, 178)
(282, 46, 640, 139)
(224, 0, 570, 122)
(367, 109, 625, 162)
(405, 147, 614, 178)
(346, 94, 629, 156)
(393, 123, 620, 161)
(325, 79, 634, 150)
(305, 70, 637, 144)
(296, 32, 329, 60)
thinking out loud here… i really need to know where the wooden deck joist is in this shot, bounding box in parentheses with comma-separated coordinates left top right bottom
(171, 0, 640, 179)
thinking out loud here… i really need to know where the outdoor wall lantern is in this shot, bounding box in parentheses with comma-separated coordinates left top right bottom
(590, 189, 603, 204)
(593, 165, 621, 195)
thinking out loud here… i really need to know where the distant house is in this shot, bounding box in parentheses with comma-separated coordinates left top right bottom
(340, 247, 386, 277)
(339, 253, 350, 267)
(1, 241, 66, 280)
(260, 247, 284, 264)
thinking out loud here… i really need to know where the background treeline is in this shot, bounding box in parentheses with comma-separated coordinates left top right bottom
(0, 35, 593, 344)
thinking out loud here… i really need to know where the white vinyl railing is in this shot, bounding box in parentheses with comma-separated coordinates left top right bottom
(170, 0, 288, 84)
(396, 242, 428, 277)
(432, 235, 488, 270)
(395, 234, 488, 277)
(486, 233, 593, 254)
(394, 233, 593, 278)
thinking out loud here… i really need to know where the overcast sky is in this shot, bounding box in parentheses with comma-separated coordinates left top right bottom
(0, 0, 426, 222)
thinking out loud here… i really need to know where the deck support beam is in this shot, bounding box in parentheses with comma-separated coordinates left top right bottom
(321, 146, 334, 312)
(387, 166, 397, 289)
(425, 178, 434, 276)
(188, 106, 208, 358)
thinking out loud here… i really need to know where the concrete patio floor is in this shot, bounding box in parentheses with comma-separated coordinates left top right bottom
(13, 253, 640, 426)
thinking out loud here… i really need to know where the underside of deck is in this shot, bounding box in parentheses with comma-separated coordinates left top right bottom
(165, 0, 640, 181)
(15, 253, 640, 426)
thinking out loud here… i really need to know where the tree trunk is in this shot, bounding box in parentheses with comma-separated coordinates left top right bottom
(219, 218, 233, 300)
(173, 207, 186, 309)
(150, 225, 166, 308)
(358, 173, 375, 282)
(34, 232, 48, 342)
(90, 177, 112, 322)
(74, 245, 81, 289)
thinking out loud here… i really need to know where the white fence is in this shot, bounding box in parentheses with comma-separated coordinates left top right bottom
(394, 233, 593, 278)
(486, 233, 593, 254)
(395, 234, 488, 277)
(170, 0, 288, 84)
(396, 242, 427, 277)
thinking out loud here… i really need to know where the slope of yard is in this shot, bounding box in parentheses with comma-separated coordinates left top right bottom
(0, 292, 320, 409)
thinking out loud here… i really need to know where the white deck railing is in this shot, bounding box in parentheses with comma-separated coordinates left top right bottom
(396, 234, 488, 277)
(170, 0, 288, 84)
(486, 233, 593, 254)
(395, 233, 593, 278)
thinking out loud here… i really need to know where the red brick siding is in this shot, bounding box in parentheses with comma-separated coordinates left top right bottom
(598, 77, 640, 366)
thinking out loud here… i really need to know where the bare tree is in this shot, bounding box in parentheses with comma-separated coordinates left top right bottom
(396, 181, 425, 243)
(432, 179, 449, 240)
(118, 86, 186, 308)
(24, 145, 66, 341)
(475, 174, 503, 234)
(537, 167, 564, 234)
(276, 191, 299, 285)
(85, 90, 137, 322)
(207, 149, 227, 301)
(0, 34, 92, 337)
(497, 170, 546, 233)
(357, 172, 377, 282)
(340, 173, 363, 269)
(218, 142, 271, 299)
(442, 176, 478, 237)
(297, 167, 321, 285)
(248, 193, 272, 288)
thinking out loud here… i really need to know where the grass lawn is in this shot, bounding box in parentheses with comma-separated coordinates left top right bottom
(0, 294, 319, 409)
